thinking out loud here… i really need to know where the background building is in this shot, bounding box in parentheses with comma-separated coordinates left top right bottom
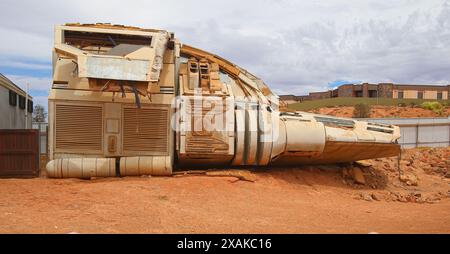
(0, 73, 33, 129)
(281, 83, 450, 104)
(278, 94, 311, 104)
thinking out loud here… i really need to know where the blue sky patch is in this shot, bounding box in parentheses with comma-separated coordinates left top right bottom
(327, 80, 361, 89)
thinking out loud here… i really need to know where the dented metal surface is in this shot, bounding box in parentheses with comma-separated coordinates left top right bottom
(46, 23, 401, 178)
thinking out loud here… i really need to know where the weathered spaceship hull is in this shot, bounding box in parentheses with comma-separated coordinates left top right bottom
(271, 141, 400, 166)
(46, 24, 400, 178)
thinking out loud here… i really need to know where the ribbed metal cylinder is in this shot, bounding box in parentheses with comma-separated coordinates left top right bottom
(46, 158, 116, 178)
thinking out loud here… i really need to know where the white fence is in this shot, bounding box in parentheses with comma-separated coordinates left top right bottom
(360, 117, 450, 148)
(32, 122, 48, 154)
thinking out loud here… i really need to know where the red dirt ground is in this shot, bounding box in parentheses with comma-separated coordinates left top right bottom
(310, 105, 450, 118)
(0, 148, 448, 234)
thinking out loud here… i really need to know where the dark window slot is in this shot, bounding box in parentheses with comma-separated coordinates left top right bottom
(27, 100, 33, 113)
(367, 126, 394, 134)
(314, 116, 355, 128)
(9, 90, 17, 106)
(18, 95, 26, 109)
(418, 91, 423, 99)
(64, 30, 152, 48)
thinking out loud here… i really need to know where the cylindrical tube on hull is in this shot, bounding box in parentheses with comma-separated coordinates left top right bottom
(119, 156, 172, 176)
(46, 158, 116, 178)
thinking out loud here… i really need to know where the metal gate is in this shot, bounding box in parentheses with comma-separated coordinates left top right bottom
(0, 129, 39, 177)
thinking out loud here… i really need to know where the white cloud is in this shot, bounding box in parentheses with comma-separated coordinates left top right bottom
(0, 59, 51, 70)
(7, 75, 52, 92)
(0, 27, 52, 60)
(0, 0, 448, 95)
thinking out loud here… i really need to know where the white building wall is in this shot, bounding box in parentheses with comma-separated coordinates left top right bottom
(0, 85, 31, 129)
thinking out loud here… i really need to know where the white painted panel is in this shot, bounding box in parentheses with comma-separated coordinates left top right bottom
(84, 56, 150, 81)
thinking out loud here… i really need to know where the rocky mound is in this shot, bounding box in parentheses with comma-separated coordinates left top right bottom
(342, 147, 449, 203)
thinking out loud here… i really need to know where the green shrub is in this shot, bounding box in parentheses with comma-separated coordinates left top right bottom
(353, 103, 371, 118)
(421, 101, 444, 116)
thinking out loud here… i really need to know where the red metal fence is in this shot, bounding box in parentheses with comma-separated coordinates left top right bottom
(0, 129, 39, 177)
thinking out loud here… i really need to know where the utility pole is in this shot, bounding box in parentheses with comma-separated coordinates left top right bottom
(377, 85, 379, 105)
(25, 83, 29, 129)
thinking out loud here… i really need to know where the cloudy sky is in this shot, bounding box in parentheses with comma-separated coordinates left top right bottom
(1, 0, 449, 108)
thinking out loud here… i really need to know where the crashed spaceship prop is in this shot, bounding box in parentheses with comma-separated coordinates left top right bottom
(46, 23, 400, 178)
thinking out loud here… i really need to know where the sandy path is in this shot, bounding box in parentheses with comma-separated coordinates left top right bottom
(0, 168, 448, 234)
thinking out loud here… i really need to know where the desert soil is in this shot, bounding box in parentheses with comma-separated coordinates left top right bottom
(0, 147, 449, 234)
(309, 105, 450, 118)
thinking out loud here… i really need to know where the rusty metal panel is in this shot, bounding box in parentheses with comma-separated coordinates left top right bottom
(0, 129, 39, 177)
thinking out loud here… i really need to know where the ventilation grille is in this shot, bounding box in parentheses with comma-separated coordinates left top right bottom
(55, 104, 103, 151)
(123, 107, 169, 154)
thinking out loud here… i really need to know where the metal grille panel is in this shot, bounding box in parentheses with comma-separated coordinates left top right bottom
(123, 107, 169, 154)
(55, 104, 103, 151)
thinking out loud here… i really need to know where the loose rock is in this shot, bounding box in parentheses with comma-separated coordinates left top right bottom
(362, 193, 373, 202)
(355, 160, 372, 167)
(351, 167, 366, 185)
(371, 193, 381, 201)
(399, 173, 418, 186)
